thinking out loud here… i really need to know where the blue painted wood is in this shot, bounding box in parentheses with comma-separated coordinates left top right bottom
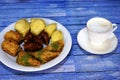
(0, 0, 66, 3)
(0, 8, 120, 18)
(0, 0, 120, 79)
(0, 71, 120, 80)
(0, 1, 120, 9)
(74, 54, 120, 72)
(76, 71, 120, 80)
(0, 17, 120, 28)
(66, 8, 120, 17)
(0, 0, 120, 3)
(0, 73, 76, 80)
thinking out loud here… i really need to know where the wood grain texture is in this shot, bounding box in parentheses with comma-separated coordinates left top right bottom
(0, 71, 120, 80)
(74, 54, 120, 72)
(0, 1, 120, 8)
(76, 71, 120, 80)
(0, 0, 120, 79)
(1, 16, 120, 26)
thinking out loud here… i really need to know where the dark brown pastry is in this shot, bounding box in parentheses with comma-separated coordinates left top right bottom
(24, 32, 43, 51)
(40, 31, 50, 45)
(24, 42, 43, 51)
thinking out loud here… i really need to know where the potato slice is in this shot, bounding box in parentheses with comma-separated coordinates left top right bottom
(51, 30, 63, 42)
(15, 19, 30, 37)
(45, 23, 57, 37)
(30, 18, 45, 35)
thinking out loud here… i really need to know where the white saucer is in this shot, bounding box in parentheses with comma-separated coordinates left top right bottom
(77, 28, 118, 54)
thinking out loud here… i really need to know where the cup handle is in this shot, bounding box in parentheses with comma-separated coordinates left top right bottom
(112, 23, 117, 32)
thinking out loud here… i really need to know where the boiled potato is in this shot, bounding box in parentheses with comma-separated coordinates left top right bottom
(30, 18, 45, 35)
(15, 19, 30, 37)
(51, 30, 63, 42)
(45, 23, 57, 37)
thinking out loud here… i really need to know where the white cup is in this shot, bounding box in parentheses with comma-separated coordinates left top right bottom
(87, 17, 117, 51)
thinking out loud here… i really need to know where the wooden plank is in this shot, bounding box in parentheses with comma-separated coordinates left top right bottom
(0, 72, 76, 80)
(76, 71, 120, 80)
(64, 1, 120, 7)
(0, 16, 120, 26)
(0, 0, 65, 3)
(0, 7, 120, 19)
(66, 8, 120, 17)
(0, 0, 120, 3)
(0, 0, 120, 79)
(0, 71, 120, 80)
(74, 54, 120, 72)
(0, 2, 120, 9)
(0, 8, 67, 19)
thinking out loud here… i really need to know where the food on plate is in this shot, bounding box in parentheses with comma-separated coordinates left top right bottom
(40, 31, 50, 45)
(24, 32, 43, 51)
(51, 30, 63, 42)
(30, 50, 59, 64)
(16, 50, 41, 67)
(23, 31, 50, 51)
(29, 40, 64, 64)
(15, 19, 30, 37)
(45, 23, 57, 37)
(1, 18, 65, 67)
(44, 40, 64, 52)
(30, 18, 45, 35)
(24, 42, 43, 51)
(1, 40, 21, 56)
(4, 30, 23, 43)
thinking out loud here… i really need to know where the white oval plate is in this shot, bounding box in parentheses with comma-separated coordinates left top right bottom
(0, 18, 72, 72)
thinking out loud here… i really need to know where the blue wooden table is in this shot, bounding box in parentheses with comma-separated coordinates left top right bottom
(0, 0, 120, 80)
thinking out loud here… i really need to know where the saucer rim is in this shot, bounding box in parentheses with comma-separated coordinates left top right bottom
(77, 28, 118, 54)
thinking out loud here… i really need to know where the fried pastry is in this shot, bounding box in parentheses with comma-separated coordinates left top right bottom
(30, 50, 59, 64)
(16, 50, 41, 67)
(44, 40, 64, 52)
(4, 30, 23, 43)
(1, 40, 21, 56)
